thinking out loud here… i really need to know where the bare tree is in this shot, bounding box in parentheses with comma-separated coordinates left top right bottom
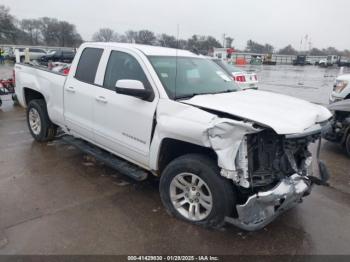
(278, 45, 298, 55)
(21, 19, 42, 45)
(187, 35, 222, 54)
(124, 30, 138, 43)
(137, 30, 156, 45)
(225, 37, 234, 48)
(92, 28, 117, 42)
(157, 33, 177, 48)
(246, 40, 274, 53)
(39, 17, 82, 47)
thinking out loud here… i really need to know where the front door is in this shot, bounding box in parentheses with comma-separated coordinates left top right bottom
(93, 50, 158, 167)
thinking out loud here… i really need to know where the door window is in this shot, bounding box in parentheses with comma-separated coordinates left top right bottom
(104, 51, 150, 90)
(75, 48, 103, 84)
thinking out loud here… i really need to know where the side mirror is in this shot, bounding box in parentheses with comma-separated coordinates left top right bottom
(115, 79, 153, 101)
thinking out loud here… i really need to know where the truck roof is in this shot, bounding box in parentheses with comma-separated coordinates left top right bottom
(83, 42, 200, 57)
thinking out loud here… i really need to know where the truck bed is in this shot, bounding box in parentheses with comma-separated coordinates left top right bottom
(15, 63, 68, 126)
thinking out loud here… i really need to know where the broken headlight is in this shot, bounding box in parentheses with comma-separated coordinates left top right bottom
(334, 80, 348, 93)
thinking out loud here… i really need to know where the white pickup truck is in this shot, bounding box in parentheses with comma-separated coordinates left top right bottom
(15, 43, 332, 231)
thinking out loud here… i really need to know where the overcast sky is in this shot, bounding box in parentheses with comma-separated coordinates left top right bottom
(2, 0, 350, 50)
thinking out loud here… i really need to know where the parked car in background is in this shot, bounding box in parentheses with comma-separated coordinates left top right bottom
(323, 100, 350, 156)
(16, 48, 47, 62)
(293, 55, 307, 66)
(262, 53, 276, 65)
(338, 57, 350, 67)
(250, 55, 262, 65)
(327, 55, 340, 66)
(329, 74, 350, 103)
(318, 58, 328, 67)
(212, 58, 259, 89)
(10, 48, 48, 62)
(39, 49, 76, 64)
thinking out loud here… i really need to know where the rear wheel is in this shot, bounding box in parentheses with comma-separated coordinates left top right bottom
(159, 154, 235, 228)
(27, 99, 57, 142)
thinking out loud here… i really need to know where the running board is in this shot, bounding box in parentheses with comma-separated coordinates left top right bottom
(61, 136, 148, 181)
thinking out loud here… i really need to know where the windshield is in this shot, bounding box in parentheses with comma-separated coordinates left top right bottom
(148, 56, 239, 99)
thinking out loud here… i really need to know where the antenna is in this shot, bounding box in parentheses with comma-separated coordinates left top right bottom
(174, 24, 179, 99)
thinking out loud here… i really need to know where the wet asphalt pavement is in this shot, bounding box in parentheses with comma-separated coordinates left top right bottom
(0, 64, 350, 255)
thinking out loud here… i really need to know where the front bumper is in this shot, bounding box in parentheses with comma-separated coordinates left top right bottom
(237, 82, 259, 90)
(225, 174, 311, 231)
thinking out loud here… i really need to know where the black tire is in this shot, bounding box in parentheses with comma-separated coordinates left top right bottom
(27, 99, 57, 142)
(159, 154, 235, 228)
(345, 134, 350, 157)
(12, 94, 19, 106)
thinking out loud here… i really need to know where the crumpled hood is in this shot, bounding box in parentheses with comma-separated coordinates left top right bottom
(182, 90, 332, 135)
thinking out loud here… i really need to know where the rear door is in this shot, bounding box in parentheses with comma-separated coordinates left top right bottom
(92, 48, 159, 167)
(63, 47, 104, 141)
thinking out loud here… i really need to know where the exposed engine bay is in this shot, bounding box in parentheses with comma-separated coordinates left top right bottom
(226, 128, 326, 231)
(228, 129, 320, 190)
(247, 130, 318, 189)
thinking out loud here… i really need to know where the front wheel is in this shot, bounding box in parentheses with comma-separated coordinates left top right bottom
(159, 154, 235, 228)
(27, 99, 57, 142)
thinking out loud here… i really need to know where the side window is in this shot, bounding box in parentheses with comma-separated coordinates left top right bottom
(75, 48, 103, 84)
(104, 51, 150, 90)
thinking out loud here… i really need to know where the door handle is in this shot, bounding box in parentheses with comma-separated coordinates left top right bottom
(65, 86, 75, 93)
(95, 96, 108, 104)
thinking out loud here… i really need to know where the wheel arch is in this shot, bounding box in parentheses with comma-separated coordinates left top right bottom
(23, 88, 45, 107)
(156, 137, 217, 175)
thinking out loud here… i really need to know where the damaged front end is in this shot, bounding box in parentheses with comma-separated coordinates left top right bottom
(220, 128, 327, 231)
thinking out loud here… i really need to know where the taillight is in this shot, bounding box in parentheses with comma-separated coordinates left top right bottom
(63, 68, 70, 75)
(235, 75, 246, 82)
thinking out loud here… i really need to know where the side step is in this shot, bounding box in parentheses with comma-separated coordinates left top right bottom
(62, 136, 148, 181)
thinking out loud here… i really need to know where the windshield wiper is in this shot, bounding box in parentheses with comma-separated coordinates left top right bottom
(175, 89, 236, 100)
